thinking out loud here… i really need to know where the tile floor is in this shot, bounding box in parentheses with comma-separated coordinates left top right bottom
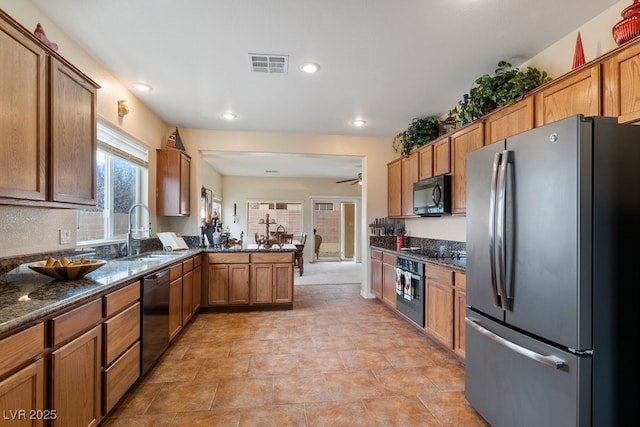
(103, 284, 488, 426)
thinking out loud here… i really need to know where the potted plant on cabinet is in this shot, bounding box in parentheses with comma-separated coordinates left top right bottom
(393, 116, 441, 157)
(450, 61, 551, 124)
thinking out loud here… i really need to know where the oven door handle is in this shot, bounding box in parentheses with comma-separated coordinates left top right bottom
(397, 270, 422, 281)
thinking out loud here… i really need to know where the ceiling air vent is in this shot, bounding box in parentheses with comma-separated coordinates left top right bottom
(248, 54, 289, 74)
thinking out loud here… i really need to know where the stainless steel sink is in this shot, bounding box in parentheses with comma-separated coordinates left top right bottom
(130, 253, 182, 262)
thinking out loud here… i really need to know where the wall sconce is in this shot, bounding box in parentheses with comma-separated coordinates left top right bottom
(118, 100, 130, 117)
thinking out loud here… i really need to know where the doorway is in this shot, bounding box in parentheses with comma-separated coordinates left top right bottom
(311, 197, 360, 262)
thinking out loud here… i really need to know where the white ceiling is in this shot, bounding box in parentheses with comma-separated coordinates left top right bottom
(31, 0, 618, 179)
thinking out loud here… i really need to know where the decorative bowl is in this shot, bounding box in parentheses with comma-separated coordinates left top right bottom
(613, 11, 640, 45)
(28, 259, 107, 281)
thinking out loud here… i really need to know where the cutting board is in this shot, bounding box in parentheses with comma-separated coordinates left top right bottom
(156, 232, 189, 251)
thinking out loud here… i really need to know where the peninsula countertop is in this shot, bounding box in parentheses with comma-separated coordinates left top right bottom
(0, 244, 298, 335)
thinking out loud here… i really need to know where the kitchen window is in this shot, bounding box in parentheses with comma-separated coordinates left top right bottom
(77, 120, 149, 244)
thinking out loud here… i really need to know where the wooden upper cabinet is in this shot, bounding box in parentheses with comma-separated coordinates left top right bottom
(484, 97, 535, 146)
(419, 136, 450, 180)
(433, 137, 451, 176)
(451, 122, 484, 215)
(387, 159, 402, 217)
(401, 152, 419, 216)
(418, 144, 434, 180)
(50, 58, 98, 205)
(0, 10, 99, 207)
(534, 63, 601, 127)
(602, 40, 640, 124)
(0, 16, 48, 202)
(156, 149, 191, 216)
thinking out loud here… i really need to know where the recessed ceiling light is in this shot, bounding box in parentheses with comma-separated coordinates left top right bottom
(299, 62, 320, 73)
(222, 112, 237, 120)
(352, 119, 366, 127)
(133, 82, 153, 92)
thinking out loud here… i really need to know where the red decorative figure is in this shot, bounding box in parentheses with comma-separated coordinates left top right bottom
(33, 23, 58, 51)
(572, 32, 585, 69)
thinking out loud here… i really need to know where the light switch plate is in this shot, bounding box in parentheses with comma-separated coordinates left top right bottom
(59, 229, 71, 245)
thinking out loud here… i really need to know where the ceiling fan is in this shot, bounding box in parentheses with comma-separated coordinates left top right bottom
(336, 173, 362, 185)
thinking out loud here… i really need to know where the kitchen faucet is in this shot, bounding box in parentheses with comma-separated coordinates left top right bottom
(126, 203, 152, 256)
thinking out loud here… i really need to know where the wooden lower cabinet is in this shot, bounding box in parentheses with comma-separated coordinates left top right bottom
(425, 264, 454, 349)
(0, 322, 45, 426)
(193, 255, 202, 311)
(207, 253, 250, 305)
(206, 252, 293, 306)
(229, 265, 251, 304)
(381, 253, 397, 309)
(0, 359, 45, 426)
(251, 253, 294, 304)
(50, 325, 102, 427)
(453, 272, 466, 358)
(101, 281, 140, 416)
(182, 269, 194, 325)
(103, 342, 140, 414)
(370, 249, 383, 299)
(168, 277, 183, 341)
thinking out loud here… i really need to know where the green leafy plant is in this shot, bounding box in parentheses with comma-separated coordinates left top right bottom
(449, 61, 551, 124)
(393, 117, 440, 157)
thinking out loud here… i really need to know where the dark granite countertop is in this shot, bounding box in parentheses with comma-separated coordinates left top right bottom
(0, 244, 301, 335)
(370, 245, 466, 272)
(0, 249, 202, 335)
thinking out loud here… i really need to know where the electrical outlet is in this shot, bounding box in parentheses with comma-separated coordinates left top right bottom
(59, 229, 71, 245)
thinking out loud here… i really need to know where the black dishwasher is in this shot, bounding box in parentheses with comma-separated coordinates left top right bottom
(141, 268, 170, 375)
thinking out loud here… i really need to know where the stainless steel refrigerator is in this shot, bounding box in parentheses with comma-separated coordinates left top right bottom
(465, 115, 638, 427)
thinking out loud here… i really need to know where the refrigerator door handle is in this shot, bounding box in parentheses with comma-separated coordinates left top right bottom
(489, 152, 502, 307)
(466, 317, 566, 369)
(496, 151, 510, 310)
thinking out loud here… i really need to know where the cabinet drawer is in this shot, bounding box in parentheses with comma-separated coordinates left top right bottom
(454, 272, 466, 290)
(208, 253, 250, 264)
(50, 299, 102, 347)
(104, 303, 140, 366)
(251, 252, 293, 263)
(426, 264, 454, 285)
(371, 249, 383, 260)
(169, 263, 183, 281)
(193, 254, 202, 267)
(103, 341, 140, 414)
(382, 253, 397, 266)
(182, 258, 194, 273)
(104, 281, 140, 317)
(0, 323, 45, 376)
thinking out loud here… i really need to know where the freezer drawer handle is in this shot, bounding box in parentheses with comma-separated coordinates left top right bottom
(466, 317, 566, 369)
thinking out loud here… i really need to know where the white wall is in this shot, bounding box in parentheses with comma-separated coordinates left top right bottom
(0, 0, 629, 267)
(0, 0, 169, 257)
(222, 175, 361, 257)
(404, 0, 628, 244)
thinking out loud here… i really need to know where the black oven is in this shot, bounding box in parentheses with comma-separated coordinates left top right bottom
(395, 257, 425, 327)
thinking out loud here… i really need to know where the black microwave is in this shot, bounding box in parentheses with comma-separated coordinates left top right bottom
(413, 175, 451, 216)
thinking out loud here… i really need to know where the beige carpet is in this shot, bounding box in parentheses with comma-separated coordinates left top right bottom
(294, 260, 362, 285)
